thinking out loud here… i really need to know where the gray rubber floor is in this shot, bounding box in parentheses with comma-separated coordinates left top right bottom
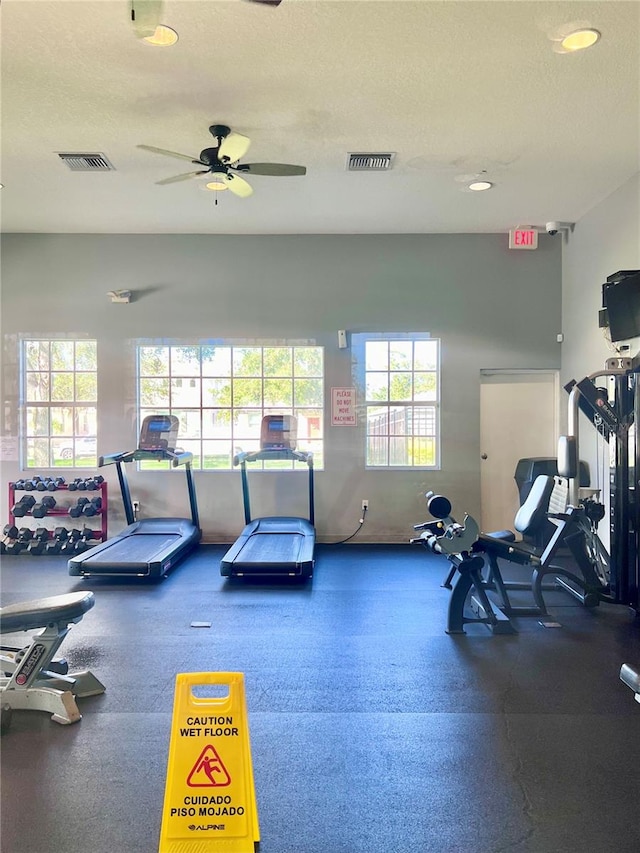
(2, 544, 640, 853)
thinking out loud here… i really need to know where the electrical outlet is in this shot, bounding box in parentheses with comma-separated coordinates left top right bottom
(362, 499, 369, 511)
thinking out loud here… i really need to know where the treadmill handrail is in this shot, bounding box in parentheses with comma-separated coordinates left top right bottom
(98, 449, 199, 531)
(234, 449, 315, 526)
(234, 449, 313, 467)
(99, 449, 194, 467)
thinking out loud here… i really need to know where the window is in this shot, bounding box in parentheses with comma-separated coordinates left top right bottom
(137, 344, 324, 470)
(357, 335, 439, 468)
(22, 339, 97, 468)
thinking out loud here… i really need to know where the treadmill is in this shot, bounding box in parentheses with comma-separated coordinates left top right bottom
(220, 415, 315, 580)
(69, 415, 201, 580)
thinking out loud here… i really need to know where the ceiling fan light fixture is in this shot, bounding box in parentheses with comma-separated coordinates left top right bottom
(143, 25, 179, 46)
(468, 180, 493, 192)
(204, 180, 229, 192)
(560, 28, 600, 52)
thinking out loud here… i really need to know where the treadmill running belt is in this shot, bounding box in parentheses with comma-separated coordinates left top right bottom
(81, 533, 180, 567)
(234, 532, 305, 567)
(221, 516, 315, 578)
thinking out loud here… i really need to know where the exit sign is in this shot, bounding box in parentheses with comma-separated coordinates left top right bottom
(509, 228, 538, 250)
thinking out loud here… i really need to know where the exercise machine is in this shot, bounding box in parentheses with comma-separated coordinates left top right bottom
(412, 475, 601, 635)
(221, 415, 315, 579)
(69, 415, 201, 580)
(1, 591, 105, 731)
(561, 357, 639, 613)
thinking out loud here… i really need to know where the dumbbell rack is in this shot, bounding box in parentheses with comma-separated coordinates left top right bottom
(7, 481, 108, 544)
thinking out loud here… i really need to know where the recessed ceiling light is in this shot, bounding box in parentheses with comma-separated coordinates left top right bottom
(561, 28, 601, 52)
(143, 25, 179, 47)
(468, 180, 493, 192)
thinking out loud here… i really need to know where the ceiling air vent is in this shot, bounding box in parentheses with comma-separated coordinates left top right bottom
(56, 153, 115, 172)
(347, 152, 395, 171)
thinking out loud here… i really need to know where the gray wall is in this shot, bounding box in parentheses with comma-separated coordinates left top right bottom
(1, 233, 561, 542)
(562, 172, 640, 390)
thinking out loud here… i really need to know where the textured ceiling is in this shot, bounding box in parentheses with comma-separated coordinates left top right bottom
(1, 0, 639, 234)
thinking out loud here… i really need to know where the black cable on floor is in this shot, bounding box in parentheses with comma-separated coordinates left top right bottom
(324, 507, 367, 545)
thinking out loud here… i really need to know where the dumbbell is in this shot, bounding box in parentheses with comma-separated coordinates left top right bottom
(26, 528, 50, 555)
(0, 524, 19, 555)
(29, 476, 47, 490)
(10, 480, 27, 490)
(44, 477, 66, 491)
(83, 475, 104, 491)
(82, 497, 102, 517)
(59, 529, 81, 554)
(12, 495, 37, 517)
(69, 497, 90, 518)
(5, 528, 33, 555)
(45, 527, 69, 555)
(74, 527, 96, 554)
(32, 496, 57, 518)
(67, 479, 84, 492)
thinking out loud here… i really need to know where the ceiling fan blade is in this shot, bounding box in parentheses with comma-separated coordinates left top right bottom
(218, 132, 251, 164)
(156, 170, 209, 185)
(224, 173, 254, 198)
(131, 0, 163, 38)
(235, 163, 307, 176)
(138, 145, 203, 164)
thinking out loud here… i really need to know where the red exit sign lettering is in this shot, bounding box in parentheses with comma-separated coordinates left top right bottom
(509, 228, 538, 250)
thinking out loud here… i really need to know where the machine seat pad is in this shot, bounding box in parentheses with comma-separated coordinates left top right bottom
(0, 591, 95, 634)
(484, 530, 516, 542)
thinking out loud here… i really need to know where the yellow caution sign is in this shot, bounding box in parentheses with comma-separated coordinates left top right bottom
(159, 672, 260, 853)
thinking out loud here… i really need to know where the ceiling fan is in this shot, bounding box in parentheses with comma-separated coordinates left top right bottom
(131, 0, 282, 40)
(137, 125, 307, 197)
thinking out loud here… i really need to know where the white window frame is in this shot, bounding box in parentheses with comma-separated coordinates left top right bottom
(136, 342, 325, 470)
(21, 337, 98, 469)
(353, 332, 440, 470)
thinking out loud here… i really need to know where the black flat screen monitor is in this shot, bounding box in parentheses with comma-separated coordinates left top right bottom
(604, 271, 640, 342)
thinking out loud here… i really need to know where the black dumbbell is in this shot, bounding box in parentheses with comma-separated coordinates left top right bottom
(32, 496, 57, 518)
(83, 475, 104, 491)
(59, 529, 81, 554)
(69, 497, 90, 518)
(82, 497, 102, 517)
(10, 480, 27, 490)
(43, 477, 65, 491)
(45, 527, 69, 555)
(26, 528, 50, 555)
(74, 527, 96, 553)
(22, 479, 39, 491)
(0, 524, 19, 555)
(67, 478, 83, 491)
(12, 495, 37, 517)
(5, 528, 33, 555)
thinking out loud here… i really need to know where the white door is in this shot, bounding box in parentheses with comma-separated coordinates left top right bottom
(480, 371, 558, 532)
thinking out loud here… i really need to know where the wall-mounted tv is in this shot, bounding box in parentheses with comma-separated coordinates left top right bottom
(602, 270, 640, 342)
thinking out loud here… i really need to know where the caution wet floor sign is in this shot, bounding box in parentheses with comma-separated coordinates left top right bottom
(158, 672, 259, 853)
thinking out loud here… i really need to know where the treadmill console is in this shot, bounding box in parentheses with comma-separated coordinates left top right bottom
(139, 415, 179, 453)
(261, 415, 297, 450)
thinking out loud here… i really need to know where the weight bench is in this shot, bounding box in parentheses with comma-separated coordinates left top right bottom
(620, 664, 640, 704)
(1, 591, 105, 730)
